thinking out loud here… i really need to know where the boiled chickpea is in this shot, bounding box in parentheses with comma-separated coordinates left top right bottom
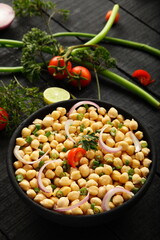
(21, 127, 31, 137)
(79, 164, 90, 178)
(16, 137, 26, 146)
(68, 191, 80, 201)
(108, 107, 118, 118)
(26, 189, 36, 199)
(56, 197, 69, 208)
(112, 194, 124, 206)
(40, 199, 54, 209)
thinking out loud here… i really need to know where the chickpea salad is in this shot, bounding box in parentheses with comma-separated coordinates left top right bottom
(13, 101, 152, 215)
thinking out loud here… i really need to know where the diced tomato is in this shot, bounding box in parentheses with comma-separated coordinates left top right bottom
(67, 148, 86, 168)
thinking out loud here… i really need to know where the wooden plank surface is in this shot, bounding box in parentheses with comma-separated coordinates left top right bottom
(0, 0, 160, 239)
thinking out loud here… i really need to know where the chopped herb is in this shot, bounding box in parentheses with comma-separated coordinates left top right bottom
(110, 127, 117, 136)
(83, 104, 89, 110)
(92, 160, 101, 169)
(125, 160, 130, 166)
(16, 174, 24, 182)
(77, 113, 84, 120)
(34, 187, 40, 193)
(45, 131, 52, 137)
(141, 178, 146, 185)
(62, 147, 67, 152)
(128, 168, 134, 179)
(51, 153, 58, 159)
(35, 160, 45, 170)
(56, 190, 64, 198)
(80, 124, 85, 132)
(62, 160, 70, 172)
(78, 132, 98, 151)
(51, 184, 57, 190)
(33, 124, 41, 136)
(91, 203, 101, 214)
(118, 123, 123, 128)
(26, 135, 33, 144)
(132, 187, 139, 194)
(39, 151, 45, 156)
(79, 188, 88, 196)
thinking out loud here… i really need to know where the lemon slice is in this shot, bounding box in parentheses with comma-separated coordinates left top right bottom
(43, 87, 70, 104)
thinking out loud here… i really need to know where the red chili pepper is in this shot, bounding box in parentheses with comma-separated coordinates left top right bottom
(132, 69, 155, 86)
(67, 148, 86, 168)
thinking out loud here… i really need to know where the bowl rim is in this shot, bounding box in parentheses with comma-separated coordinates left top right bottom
(7, 98, 157, 222)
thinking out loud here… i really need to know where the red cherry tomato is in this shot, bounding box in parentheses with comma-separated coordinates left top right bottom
(67, 148, 86, 168)
(132, 69, 155, 86)
(48, 56, 72, 79)
(70, 66, 91, 88)
(105, 10, 120, 23)
(0, 107, 9, 131)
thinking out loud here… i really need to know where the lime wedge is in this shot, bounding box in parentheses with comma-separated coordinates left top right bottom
(43, 87, 70, 104)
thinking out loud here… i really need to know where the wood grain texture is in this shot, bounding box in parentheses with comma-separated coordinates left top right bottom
(0, 0, 160, 239)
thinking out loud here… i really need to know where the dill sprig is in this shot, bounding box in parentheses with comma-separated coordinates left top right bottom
(0, 78, 45, 135)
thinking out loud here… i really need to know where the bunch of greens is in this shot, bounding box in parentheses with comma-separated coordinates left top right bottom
(0, 79, 45, 134)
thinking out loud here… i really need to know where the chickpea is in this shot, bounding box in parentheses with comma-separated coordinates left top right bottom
(68, 191, 80, 201)
(23, 146, 32, 155)
(80, 202, 91, 213)
(88, 173, 99, 182)
(38, 134, 48, 143)
(21, 127, 31, 137)
(51, 110, 61, 120)
(77, 178, 86, 188)
(141, 147, 150, 156)
(143, 158, 152, 168)
(79, 157, 89, 165)
(108, 107, 118, 118)
(135, 152, 144, 161)
(111, 170, 121, 181)
(126, 145, 135, 155)
(112, 194, 124, 206)
(26, 189, 36, 199)
(113, 157, 123, 168)
(52, 122, 62, 131)
(116, 141, 128, 151)
(125, 181, 135, 191)
(19, 179, 30, 191)
(135, 131, 143, 140)
(97, 186, 107, 199)
(115, 130, 124, 142)
(70, 181, 79, 191)
(90, 197, 102, 206)
(71, 207, 83, 215)
(131, 159, 140, 168)
(42, 116, 54, 127)
(106, 138, 115, 148)
(30, 151, 39, 160)
(88, 186, 99, 196)
(103, 165, 113, 175)
(26, 169, 36, 180)
(141, 167, 149, 177)
(40, 199, 54, 209)
(14, 161, 23, 169)
(60, 186, 71, 196)
(30, 139, 39, 149)
(59, 176, 71, 186)
(34, 193, 46, 203)
(98, 107, 106, 115)
(132, 173, 141, 184)
(55, 134, 65, 143)
(15, 168, 26, 177)
(50, 140, 58, 148)
(30, 178, 38, 188)
(63, 139, 74, 149)
(129, 119, 138, 130)
(86, 179, 98, 188)
(79, 164, 90, 178)
(57, 197, 69, 208)
(55, 165, 63, 177)
(71, 170, 81, 180)
(16, 137, 26, 146)
(119, 172, 129, 183)
(45, 169, 55, 179)
(56, 107, 66, 116)
(95, 167, 104, 175)
(99, 175, 112, 186)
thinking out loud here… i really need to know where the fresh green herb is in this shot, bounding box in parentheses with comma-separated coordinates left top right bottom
(35, 160, 45, 170)
(62, 147, 67, 152)
(26, 136, 33, 144)
(77, 113, 84, 120)
(62, 160, 70, 172)
(16, 174, 24, 182)
(51, 184, 57, 190)
(34, 187, 40, 193)
(118, 123, 123, 128)
(128, 168, 134, 179)
(39, 151, 45, 156)
(51, 153, 58, 159)
(132, 187, 139, 194)
(91, 203, 101, 214)
(110, 127, 117, 137)
(80, 124, 85, 132)
(56, 190, 64, 198)
(45, 131, 52, 137)
(141, 178, 146, 185)
(32, 124, 41, 136)
(78, 132, 99, 151)
(79, 188, 88, 196)
(0, 79, 44, 135)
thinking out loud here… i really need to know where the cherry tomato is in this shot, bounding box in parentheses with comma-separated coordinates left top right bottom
(132, 69, 155, 86)
(0, 107, 9, 131)
(105, 10, 120, 23)
(67, 148, 86, 168)
(70, 66, 91, 88)
(48, 56, 72, 79)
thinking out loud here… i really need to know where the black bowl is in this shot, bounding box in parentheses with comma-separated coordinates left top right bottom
(7, 99, 156, 226)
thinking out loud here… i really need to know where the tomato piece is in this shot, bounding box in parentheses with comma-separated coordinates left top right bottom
(70, 66, 91, 88)
(0, 107, 9, 131)
(105, 10, 120, 23)
(48, 56, 72, 79)
(132, 69, 155, 86)
(68, 148, 86, 168)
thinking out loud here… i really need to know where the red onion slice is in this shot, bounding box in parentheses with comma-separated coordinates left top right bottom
(65, 119, 75, 143)
(13, 145, 49, 165)
(102, 187, 134, 211)
(54, 192, 90, 212)
(0, 3, 15, 30)
(67, 101, 100, 116)
(98, 125, 122, 153)
(129, 131, 141, 153)
(38, 159, 62, 193)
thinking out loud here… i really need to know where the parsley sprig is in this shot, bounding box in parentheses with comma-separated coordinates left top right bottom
(78, 132, 99, 151)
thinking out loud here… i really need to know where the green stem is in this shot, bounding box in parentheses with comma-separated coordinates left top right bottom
(52, 32, 160, 58)
(72, 57, 160, 109)
(84, 4, 119, 45)
(0, 39, 23, 48)
(0, 66, 24, 72)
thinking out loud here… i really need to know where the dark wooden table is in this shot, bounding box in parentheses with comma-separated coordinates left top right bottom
(1, 0, 160, 239)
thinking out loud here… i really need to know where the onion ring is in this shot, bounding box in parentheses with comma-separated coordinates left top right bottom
(65, 119, 75, 143)
(129, 131, 141, 153)
(67, 100, 100, 116)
